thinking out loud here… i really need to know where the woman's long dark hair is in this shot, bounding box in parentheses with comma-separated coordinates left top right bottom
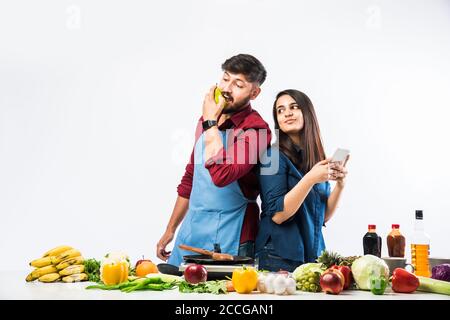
(273, 89, 326, 173)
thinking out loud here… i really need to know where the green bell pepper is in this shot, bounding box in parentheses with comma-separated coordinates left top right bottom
(370, 275, 387, 295)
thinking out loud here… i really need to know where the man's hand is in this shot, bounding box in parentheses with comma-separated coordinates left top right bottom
(202, 85, 226, 121)
(156, 230, 174, 261)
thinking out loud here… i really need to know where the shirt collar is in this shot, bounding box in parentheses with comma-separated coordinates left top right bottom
(293, 144, 303, 161)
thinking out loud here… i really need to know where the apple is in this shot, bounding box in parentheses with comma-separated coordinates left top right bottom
(320, 269, 345, 294)
(135, 257, 150, 267)
(134, 256, 158, 277)
(330, 265, 353, 289)
(184, 264, 208, 284)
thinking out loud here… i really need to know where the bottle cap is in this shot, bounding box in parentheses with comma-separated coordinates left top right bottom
(392, 224, 400, 229)
(415, 210, 423, 220)
(368, 224, 376, 229)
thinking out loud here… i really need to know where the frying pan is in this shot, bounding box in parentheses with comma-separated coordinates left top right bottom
(183, 254, 254, 265)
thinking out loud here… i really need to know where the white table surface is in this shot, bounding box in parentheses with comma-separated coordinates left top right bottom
(1, 271, 449, 300)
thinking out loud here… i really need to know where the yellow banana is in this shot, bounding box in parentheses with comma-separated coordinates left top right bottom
(29, 256, 52, 268)
(42, 245, 73, 257)
(38, 273, 61, 283)
(62, 273, 88, 283)
(31, 265, 58, 278)
(51, 249, 81, 265)
(25, 271, 37, 282)
(59, 265, 85, 276)
(56, 256, 84, 270)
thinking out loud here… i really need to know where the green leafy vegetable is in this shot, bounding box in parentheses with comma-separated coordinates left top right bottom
(178, 280, 227, 295)
(83, 258, 101, 283)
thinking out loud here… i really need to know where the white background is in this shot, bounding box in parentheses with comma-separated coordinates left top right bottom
(1, 0, 449, 271)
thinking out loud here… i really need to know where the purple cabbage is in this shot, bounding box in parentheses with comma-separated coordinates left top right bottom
(431, 264, 450, 282)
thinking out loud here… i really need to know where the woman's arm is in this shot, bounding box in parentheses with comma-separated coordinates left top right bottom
(324, 181, 345, 223)
(272, 159, 330, 224)
(271, 175, 315, 224)
(324, 159, 349, 223)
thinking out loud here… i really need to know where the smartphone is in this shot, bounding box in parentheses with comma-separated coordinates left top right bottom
(331, 148, 350, 165)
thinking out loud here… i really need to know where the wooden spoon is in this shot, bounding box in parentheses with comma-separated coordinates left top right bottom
(179, 244, 234, 261)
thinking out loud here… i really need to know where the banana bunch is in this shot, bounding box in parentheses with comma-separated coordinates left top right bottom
(26, 245, 88, 283)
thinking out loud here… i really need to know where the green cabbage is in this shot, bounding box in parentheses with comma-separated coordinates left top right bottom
(351, 255, 389, 290)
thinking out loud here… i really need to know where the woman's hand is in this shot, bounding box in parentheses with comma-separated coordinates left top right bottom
(329, 155, 350, 187)
(306, 159, 332, 184)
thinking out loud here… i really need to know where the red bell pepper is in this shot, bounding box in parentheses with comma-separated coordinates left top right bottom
(391, 268, 419, 293)
(330, 265, 353, 290)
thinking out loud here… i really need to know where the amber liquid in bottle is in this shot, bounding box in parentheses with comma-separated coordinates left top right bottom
(411, 244, 431, 277)
(411, 210, 431, 277)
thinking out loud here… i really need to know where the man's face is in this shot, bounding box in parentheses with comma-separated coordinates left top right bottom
(218, 72, 261, 114)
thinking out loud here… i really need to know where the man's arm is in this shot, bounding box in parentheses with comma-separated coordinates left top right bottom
(156, 119, 203, 261)
(156, 195, 189, 261)
(177, 149, 194, 199)
(204, 125, 224, 163)
(206, 126, 271, 187)
(202, 85, 227, 164)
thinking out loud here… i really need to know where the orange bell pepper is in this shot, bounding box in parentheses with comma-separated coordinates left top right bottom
(100, 261, 129, 285)
(232, 266, 258, 294)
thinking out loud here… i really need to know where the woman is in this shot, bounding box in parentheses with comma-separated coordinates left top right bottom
(255, 89, 349, 272)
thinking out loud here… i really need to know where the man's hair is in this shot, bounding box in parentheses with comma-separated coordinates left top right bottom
(221, 54, 267, 86)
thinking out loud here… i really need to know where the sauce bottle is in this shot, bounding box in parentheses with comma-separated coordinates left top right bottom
(387, 224, 405, 257)
(363, 224, 382, 257)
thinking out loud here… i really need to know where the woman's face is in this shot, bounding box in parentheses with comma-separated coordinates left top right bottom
(275, 94, 304, 134)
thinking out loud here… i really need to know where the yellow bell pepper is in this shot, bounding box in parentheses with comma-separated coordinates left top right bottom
(232, 266, 258, 294)
(100, 260, 129, 285)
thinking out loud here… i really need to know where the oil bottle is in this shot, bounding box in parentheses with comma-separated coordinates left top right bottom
(411, 210, 431, 277)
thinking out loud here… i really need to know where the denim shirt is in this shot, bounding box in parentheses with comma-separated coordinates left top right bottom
(256, 147, 331, 263)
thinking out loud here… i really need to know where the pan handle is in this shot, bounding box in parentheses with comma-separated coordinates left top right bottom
(178, 244, 213, 256)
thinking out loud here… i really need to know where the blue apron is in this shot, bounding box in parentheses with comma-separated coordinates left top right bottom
(168, 130, 251, 267)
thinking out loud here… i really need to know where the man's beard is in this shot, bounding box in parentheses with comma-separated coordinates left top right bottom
(221, 97, 250, 114)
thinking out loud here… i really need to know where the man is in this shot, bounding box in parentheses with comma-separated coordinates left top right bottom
(156, 54, 271, 267)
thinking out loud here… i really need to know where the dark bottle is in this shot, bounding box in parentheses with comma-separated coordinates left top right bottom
(387, 224, 405, 257)
(363, 224, 382, 257)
